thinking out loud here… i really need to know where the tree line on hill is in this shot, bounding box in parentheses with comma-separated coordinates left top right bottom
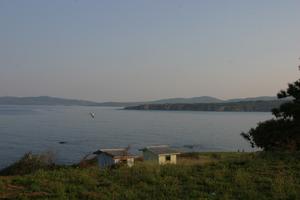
(125, 100, 287, 112)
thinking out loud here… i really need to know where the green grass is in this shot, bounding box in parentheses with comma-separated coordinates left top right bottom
(1, 152, 300, 199)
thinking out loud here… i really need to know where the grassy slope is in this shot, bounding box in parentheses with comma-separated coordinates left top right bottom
(0, 152, 300, 200)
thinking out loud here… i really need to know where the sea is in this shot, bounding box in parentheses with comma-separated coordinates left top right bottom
(0, 105, 272, 169)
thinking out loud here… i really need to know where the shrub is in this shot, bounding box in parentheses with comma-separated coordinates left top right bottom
(242, 78, 300, 151)
(0, 151, 56, 176)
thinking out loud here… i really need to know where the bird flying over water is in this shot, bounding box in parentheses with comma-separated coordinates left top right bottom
(89, 112, 95, 118)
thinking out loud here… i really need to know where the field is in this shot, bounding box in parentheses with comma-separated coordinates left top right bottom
(0, 152, 300, 200)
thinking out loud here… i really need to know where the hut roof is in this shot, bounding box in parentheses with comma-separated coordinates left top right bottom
(142, 145, 181, 155)
(94, 148, 136, 159)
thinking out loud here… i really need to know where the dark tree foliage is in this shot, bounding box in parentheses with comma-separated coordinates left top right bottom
(241, 79, 300, 151)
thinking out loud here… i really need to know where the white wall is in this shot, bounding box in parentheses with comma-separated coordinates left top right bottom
(127, 158, 134, 167)
(158, 154, 177, 165)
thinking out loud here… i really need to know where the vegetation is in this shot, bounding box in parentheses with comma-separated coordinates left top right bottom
(0, 152, 56, 176)
(125, 100, 286, 112)
(1, 152, 300, 199)
(242, 79, 300, 151)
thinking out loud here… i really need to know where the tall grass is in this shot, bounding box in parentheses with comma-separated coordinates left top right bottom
(0, 152, 300, 199)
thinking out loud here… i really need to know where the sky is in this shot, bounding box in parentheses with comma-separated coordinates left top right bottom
(0, 0, 299, 102)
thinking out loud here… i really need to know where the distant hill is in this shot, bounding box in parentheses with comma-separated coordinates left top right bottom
(95, 102, 147, 107)
(0, 96, 287, 108)
(150, 96, 223, 104)
(0, 96, 102, 106)
(125, 100, 288, 112)
(0, 96, 225, 106)
(96, 96, 223, 107)
(225, 96, 277, 103)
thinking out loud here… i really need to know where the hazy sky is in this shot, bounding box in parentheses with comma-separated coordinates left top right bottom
(0, 0, 299, 102)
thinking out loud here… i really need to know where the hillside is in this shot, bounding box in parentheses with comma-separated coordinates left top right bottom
(0, 152, 299, 199)
(0, 96, 279, 107)
(150, 96, 223, 104)
(225, 96, 278, 103)
(125, 100, 287, 112)
(102, 96, 278, 106)
(0, 96, 102, 106)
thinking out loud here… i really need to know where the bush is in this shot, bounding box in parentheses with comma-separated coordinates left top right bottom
(242, 78, 300, 151)
(0, 151, 56, 176)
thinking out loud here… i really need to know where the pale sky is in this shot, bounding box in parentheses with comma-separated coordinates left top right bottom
(0, 0, 299, 102)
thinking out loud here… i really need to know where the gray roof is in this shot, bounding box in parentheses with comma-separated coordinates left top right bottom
(94, 148, 135, 158)
(143, 145, 181, 155)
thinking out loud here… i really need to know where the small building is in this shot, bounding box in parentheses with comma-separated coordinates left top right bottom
(94, 148, 135, 168)
(141, 145, 181, 165)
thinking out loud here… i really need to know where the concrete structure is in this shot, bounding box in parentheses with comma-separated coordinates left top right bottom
(141, 145, 181, 165)
(94, 148, 135, 168)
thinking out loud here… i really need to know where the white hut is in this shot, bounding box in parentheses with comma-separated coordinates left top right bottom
(141, 145, 181, 165)
(94, 148, 135, 168)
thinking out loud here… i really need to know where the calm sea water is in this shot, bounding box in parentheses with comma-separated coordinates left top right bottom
(0, 105, 272, 168)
